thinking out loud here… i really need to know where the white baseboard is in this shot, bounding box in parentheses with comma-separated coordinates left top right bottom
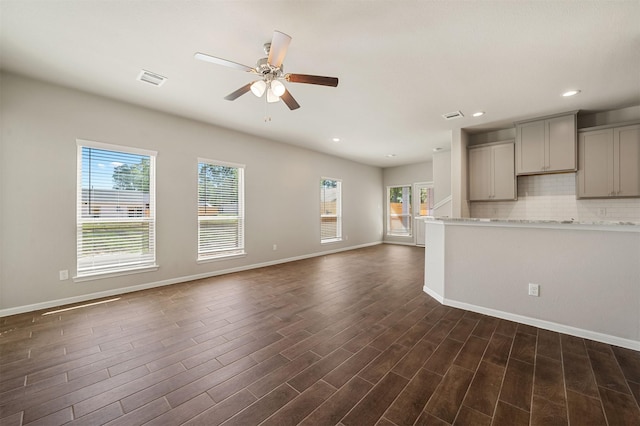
(383, 240, 418, 246)
(422, 285, 639, 351)
(0, 241, 382, 318)
(422, 285, 444, 304)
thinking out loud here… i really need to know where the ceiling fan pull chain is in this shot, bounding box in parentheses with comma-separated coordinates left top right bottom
(264, 95, 271, 122)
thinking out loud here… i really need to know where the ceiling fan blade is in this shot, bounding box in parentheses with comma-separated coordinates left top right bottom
(280, 89, 300, 110)
(267, 31, 292, 68)
(224, 83, 253, 101)
(194, 52, 255, 73)
(285, 74, 339, 87)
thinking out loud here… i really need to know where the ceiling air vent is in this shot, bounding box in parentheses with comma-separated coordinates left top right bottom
(442, 110, 464, 120)
(137, 70, 167, 87)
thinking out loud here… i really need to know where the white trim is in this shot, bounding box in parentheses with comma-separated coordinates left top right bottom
(413, 181, 434, 217)
(0, 241, 382, 318)
(197, 160, 245, 260)
(320, 177, 342, 242)
(76, 143, 157, 277)
(422, 284, 444, 304)
(196, 252, 247, 264)
(76, 139, 157, 157)
(383, 240, 417, 246)
(433, 195, 453, 210)
(197, 157, 245, 169)
(321, 238, 343, 244)
(387, 184, 413, 237)
(73, 265, 159, 282)
(422, 285, 639, 351)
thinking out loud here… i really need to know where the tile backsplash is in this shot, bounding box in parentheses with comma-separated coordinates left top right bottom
(470, 173, 640, 222)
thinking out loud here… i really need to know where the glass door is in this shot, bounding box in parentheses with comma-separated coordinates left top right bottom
(413, 182, 434, 246)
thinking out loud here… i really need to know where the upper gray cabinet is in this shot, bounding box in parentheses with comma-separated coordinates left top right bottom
(515, 112, 577, 175)
(577, 123, 640, 198)
(468, 141, 516, 201)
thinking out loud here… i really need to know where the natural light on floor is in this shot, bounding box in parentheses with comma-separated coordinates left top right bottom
(42, 297, 121, 316)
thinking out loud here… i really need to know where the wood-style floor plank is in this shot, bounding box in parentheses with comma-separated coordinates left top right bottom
(0, 244, 638, 425)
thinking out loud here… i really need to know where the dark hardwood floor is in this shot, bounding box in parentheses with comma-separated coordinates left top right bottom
(1, 244, 639, 425)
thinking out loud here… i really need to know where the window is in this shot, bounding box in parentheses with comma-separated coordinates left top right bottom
(77, 141, 157, 277)
(415, 183, 434, 217)
(198, 159, 245, 260)
(320, 178, 342, 242)
(387, 185, 412, 236)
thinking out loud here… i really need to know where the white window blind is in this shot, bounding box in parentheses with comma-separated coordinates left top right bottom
(321, 178, 342, 242)
(198, 160, 245, 260)
(77, 141, 156, 277)
(388, 185, 412, 236)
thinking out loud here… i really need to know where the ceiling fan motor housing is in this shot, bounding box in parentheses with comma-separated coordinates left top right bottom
(256, 57, 283, 78)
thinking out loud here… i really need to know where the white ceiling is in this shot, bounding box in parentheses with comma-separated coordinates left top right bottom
(1, 0, 639, 167)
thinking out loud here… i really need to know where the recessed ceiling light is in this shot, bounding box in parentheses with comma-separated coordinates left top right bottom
(332, 138, 340, 142)
(562, 90, 581, 97)
(472, 111, 485, 117)
(385, 154, 396, 158)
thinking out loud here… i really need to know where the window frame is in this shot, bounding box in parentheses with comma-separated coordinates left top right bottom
(197, 158, 246, 262)
(320, 177, 342, 244)
(75, 140, 158, 280)
(413, 181, 434, 217)
(387, 184, 413, 237)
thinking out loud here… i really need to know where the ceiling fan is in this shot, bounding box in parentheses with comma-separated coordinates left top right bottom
(194, 30, 338, 111)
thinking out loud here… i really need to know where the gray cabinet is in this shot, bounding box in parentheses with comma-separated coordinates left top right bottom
(469, 141, 516, 201)
(516, 113, 577, 175)
(577, 124, 640, 198)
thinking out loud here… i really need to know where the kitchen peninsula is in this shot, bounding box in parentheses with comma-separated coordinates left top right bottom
(424, 218, 640, 350)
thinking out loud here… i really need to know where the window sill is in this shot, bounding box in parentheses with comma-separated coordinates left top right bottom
(321, 238, 343, 244)
(73, 264, 159, 282)
(197, 252, 247, 264)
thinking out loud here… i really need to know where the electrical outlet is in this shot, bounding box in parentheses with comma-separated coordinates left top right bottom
(598, 208, 607, 216)
(59, 270, 69, 281)
(272, 244, 277, 251)
(528, 283, 540, 297)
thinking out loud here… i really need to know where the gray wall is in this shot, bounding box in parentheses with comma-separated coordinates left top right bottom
(0, 72, 383, 312)
(382, 161, 432, 244)
(425, 221, 640, 348)
(432, 150, 451, 217)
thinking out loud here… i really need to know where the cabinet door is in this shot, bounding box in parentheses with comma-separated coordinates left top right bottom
(577, 129, 613, 198)
(492, 143, 516, 200)
(469, 146, 491, 200)
(615, 124, 640, 197)
(516, 120, 545, 175)
(547, 114, 576, 172)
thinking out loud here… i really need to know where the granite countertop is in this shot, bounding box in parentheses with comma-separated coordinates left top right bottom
(424, 217, 640, 227)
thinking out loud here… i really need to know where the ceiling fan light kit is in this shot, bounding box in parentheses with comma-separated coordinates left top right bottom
(250, 80, 266, 97)
(266, 87, 280, 103)
(195, 30, 338, 113)
(270, 80, 286, 97)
